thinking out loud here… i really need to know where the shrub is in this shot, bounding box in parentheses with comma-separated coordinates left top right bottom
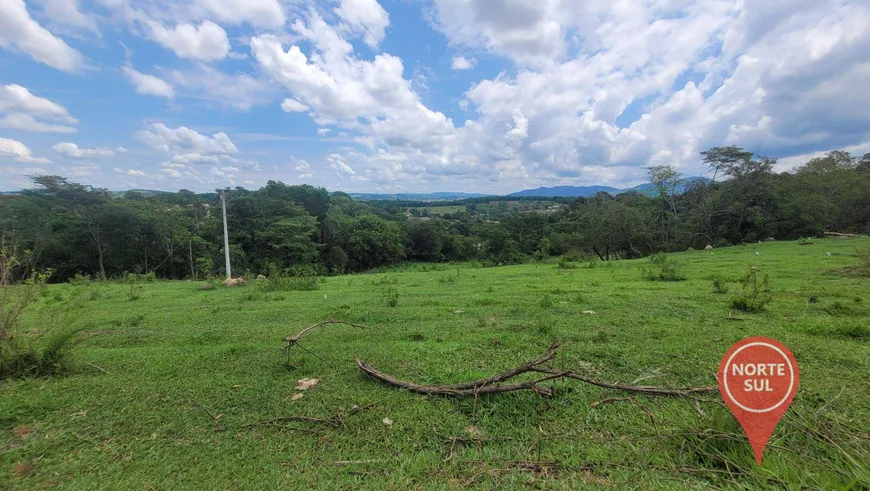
(125, 274, 142, 301)
(257, 275, 320, 292)
(2, 245, 81, 379)
(540, 294, 554, 308)
(557, 256, 577, 269)
(383, 287, 399, 307)
(730, 267, 771, 313)
(642, 254, 687, 282)
(69, 273, 92, 286)
(712, 276, 728, 294)
(856, 248, 870, 274)
(372, 275, 398, 286)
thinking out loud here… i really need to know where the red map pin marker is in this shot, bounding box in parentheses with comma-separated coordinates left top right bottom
(717, 336, 799, 466)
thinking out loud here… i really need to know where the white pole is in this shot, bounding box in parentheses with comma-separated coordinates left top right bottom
(221, 190, 231, 279)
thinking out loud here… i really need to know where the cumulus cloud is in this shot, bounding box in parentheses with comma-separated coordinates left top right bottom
(0, 84, 76, 122)
(123, 66, 175, 98)
(137, 123, 241, 171)
(53, 142, 116, 158)
(334, 0, 390, 49)
(35, 0, 100, 36)
(0, 0, 85, 72)
(450, 56, 475, 70)
(147, 20, 230, 61)
(167, 64, 278, 110)
(115, 167, 147, 177)
(281, 98, 309, 113)
(0, 137, 51, 163)
(192, 0, 286, 29)
(0, 113, 77, 133)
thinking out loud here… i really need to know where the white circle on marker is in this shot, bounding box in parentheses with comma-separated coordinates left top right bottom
(723, 342, 795, 414)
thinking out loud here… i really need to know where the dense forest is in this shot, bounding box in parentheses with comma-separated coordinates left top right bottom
(2, 146, 869, 282)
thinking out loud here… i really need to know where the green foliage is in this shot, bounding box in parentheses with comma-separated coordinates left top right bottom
(539, 294, 554, 308)
(1, 248, 81, 378)
(556, 256, 578, 269)
(855, 248, 870, 275)
(641, 254, 687, 281)
(382, 286, 399, 307)
(256, 275, 320, 292)
(729, 267, 771, 313)
(712, 276, 728, 294)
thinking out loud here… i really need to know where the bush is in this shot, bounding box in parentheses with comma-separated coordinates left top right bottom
(2, 246, 81, 379)
(257, 275, 320, 292)
(642, 254, 687, 281)
(382, 287, 399, 307)
(69, 273, 92, 286)
(712, 276, 728, 294)
(729, 267, 771, 313)
(856, 248, 870, 274)
(556, 256, 578, 269)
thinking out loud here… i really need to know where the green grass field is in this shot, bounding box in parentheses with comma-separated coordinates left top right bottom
(2, 239, 869, 489)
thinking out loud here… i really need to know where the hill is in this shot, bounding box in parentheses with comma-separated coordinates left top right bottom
(509, 177, 709, 197)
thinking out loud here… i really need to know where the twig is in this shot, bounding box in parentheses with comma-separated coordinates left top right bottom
(83, 361, 109, 374)
(192, 398, 219, 420)
(283, 318, 368, 364)
(533, 368, 716, 396)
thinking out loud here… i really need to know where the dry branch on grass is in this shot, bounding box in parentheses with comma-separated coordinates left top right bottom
(282, 318, 368, 364)
(355, 343, 715, 398)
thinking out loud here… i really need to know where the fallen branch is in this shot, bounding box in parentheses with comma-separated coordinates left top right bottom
(283, 318, 368, 364)
(532, 368, 716, 396)
(355, 343, 715, 398)
(356, 356, 566, 396)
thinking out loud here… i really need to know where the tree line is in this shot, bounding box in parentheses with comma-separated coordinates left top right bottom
(1, 146, 868, 282)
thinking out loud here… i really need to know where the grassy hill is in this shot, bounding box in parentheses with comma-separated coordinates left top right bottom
(2, 239, 868, 488)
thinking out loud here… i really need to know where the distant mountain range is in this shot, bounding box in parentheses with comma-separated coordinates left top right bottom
(2, 179, 708, 200)
(347, 192, 490, 201)
(507, 178, 707, 198)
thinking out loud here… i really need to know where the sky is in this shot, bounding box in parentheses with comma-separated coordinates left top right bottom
(1, 0, 869, 194)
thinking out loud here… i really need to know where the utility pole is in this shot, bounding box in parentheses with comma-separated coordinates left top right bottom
(220, 189, 231, 279)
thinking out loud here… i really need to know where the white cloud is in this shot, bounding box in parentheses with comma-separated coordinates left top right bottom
(122, 66, 175, 98)
(0, 137, 51, 163)
(0, 0, 85, 72)
(147, 20, 230, 61)
(450, 56, 475, 70)
(167, 64, 278, 110)
(326, 153, 355, 175)
(334, 0, 390, 49)
(53, 142, 116, 158)
(192, 0, 286, 29)
(317, 128, 330, 135)
(0, 84, 76, 122)
(137, 123, 239, 168)
(114, 167, 147, 177)
(281, 98, 309, 113)
(295, 160, 313, 178)
(35, 0, 100, 36)
(431, 0, 565, 66)
(0, 113, 77, 133)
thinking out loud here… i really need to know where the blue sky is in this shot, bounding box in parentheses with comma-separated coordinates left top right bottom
(1, 0, 869, 193)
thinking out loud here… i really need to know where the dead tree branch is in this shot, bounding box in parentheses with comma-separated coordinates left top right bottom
(283, 318, 367, 364)
(355, 343, 715, 398)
